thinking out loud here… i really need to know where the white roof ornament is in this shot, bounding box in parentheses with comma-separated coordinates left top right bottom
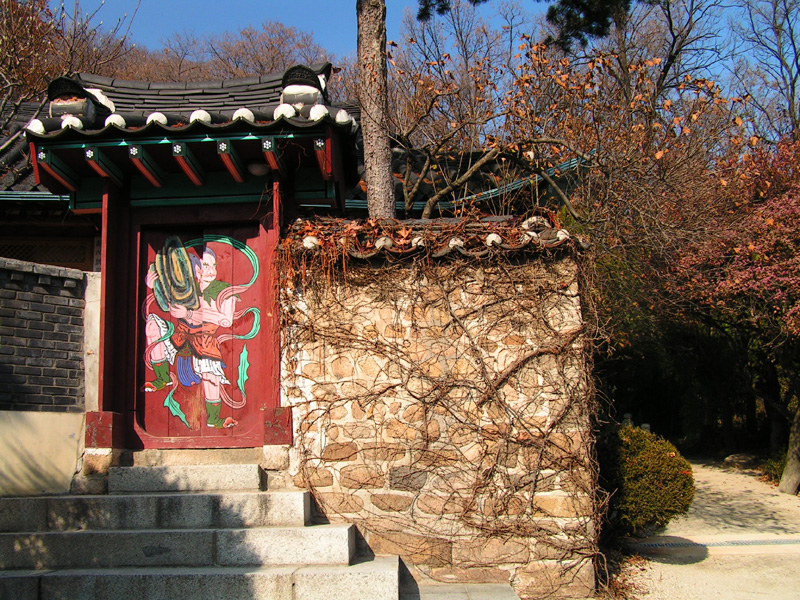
(448, 237, 464, 248)
(334, 109, 351, 124)
(309, 104, 329, 121)
(411, 236, 425, 248)
(556, 230, 570, 241)
(60, 115, 83, 130)
(190, 109, 212, 124)
(232, 107, 255, 123)
(105, 114, 126, 128)
(485, 233, 502, 247)
(146, 112, 168, 125)
(273, 104, 296, 120)
(25, 119, 45, 135)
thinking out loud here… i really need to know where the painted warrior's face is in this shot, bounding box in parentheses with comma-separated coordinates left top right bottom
(200, 251, 217, 286)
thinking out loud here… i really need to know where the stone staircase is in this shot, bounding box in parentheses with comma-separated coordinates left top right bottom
(0, 463, 399, 600)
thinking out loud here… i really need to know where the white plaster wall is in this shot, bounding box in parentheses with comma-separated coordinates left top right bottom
(83, 272, 101, 412)
(0, 411, 84, 495)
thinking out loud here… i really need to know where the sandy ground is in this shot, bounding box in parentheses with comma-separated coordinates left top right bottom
(619, 460, 800, 600)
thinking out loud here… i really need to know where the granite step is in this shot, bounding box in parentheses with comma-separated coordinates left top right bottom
(0, 523, 355, 569)
(0, 489, 310, 532)
(0, 555, 399, 600)
(1, 462, 403, 599)
(107, 463, 266, 493)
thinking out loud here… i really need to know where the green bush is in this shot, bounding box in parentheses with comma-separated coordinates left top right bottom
(600, 425, 695, 538)
(759, 454, 787, 485)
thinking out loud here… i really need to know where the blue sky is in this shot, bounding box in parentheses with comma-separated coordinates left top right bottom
(86, 0, 499, 58)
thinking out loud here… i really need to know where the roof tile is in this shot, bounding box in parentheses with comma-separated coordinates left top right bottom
(150, 81, 188, 90)
(78, 74, 114, 87)
(191, 80, 226, 90)
(109, 78, 150, 90)
(223, 76, 261, 87)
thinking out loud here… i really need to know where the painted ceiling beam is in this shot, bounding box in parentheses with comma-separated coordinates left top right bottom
(84, 147, 123, 187)
(32, 146, 78, 192)
(128, 145, 165, 188)
(172, 142, 204, 186)
(217, 139, 245, 183)
(261, 137, 285, 178)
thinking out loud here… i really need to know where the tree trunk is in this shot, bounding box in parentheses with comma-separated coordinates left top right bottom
(759, 359, 787, 456)
(720, 395, 736, 455)
(356, 0, 395, 218)
(779, 405, 800, 495)
(765, 399, 787, 456)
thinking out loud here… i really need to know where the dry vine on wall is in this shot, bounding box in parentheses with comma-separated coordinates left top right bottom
(280, 235, 599, 599)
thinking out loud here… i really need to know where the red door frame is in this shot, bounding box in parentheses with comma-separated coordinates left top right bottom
(86, 181, 289, 451)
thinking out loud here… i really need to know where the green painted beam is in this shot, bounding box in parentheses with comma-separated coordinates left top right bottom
(32, 131, 325, 151)
(0, 191, 70, 202)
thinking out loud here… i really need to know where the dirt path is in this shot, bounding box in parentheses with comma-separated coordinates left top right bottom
(621, 460, 800, 600)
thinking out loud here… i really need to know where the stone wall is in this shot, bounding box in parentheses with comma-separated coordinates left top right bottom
(0, 257, 85, 412)
(282, 256, 596, 599)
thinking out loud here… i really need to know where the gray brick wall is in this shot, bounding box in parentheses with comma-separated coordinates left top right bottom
(0, 257, 85, 412)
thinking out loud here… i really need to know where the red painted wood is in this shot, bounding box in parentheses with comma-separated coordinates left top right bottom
(95, 183, 135, 451)
(175, 155, 203, 186)
(97, 186, 115, 416)
(131, 156, 164, 187)
(86, 157, 121, 186)
(329, 130, 347, 213)
(220, 153, 245, 183)
(37, 160, 77, 192)
(29, 142, 41, 186)
(263, 406, 292, 445)
(264, 151, 283, 176)
(315, 139, 331, 181)
(85, 411, 125, 448)
(273, 178, 282, 232)
(129, 207, 280, 449)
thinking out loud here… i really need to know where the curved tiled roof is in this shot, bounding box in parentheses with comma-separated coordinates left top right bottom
(24, 62, 358, 142)
(6, 63, 585, 219)
(72, 71, 287, 113)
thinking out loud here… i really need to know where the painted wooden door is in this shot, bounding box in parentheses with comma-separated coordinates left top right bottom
(134, 223, 276, 448)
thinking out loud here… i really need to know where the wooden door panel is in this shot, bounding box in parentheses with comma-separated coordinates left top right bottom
(135, 224, 271, 448)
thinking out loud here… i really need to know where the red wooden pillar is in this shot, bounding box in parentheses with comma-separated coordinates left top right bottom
(85, 183, 129, 449)
(263, 178, 291, 444)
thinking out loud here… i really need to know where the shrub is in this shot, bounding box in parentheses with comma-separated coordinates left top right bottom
(759, 454, 787, 485)
(599, 425, 695, 538)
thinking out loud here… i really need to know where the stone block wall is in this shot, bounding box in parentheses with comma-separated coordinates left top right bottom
(0, 257, 85, 412)
(282, 256, 596, 599)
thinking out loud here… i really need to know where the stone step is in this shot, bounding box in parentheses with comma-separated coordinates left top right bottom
(0, 523, 355, 570)
(400, 583, 521, 599)
(107, 464, 266, 493)
(125, 447, 265, 467)
(0, 556, 399, 600)
(0, 490, 310, 532)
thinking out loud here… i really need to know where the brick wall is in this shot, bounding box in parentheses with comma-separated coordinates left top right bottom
(0, 257, 85, 412)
